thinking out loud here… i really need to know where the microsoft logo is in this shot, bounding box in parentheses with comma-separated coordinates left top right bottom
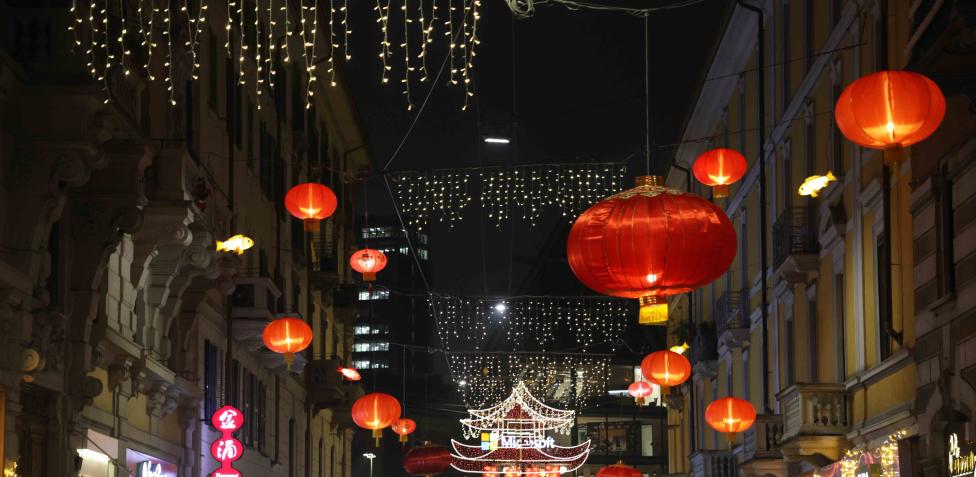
(480, 432, 498, 451)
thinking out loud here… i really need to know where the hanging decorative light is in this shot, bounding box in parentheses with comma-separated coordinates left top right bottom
(352, 393, 402, 447)
(705, 396, 756, 446)
(595, 461, 643, 477)
(692, 148, 748, 199)
(284, 183, 339, 231)
(835, 70, 945, 165)
(391, 418, 417, 444)
(262, 317, 313, 369)
(567, 176, 737, 325)
(338, 367, 362, 381)
(627, 381, 653, 407)
(350, 248, 388, 282)
(403, 443, 452, 476)
(640, 350, 692, 389)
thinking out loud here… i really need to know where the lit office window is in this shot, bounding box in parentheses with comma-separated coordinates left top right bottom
(353, 360, 371, 369)
(359, 288, 390, 301)
(353, 342, 390, 352)
(353, 326, 371, 335)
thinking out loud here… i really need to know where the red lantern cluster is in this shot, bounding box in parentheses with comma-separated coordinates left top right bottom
(262, 317, 313, 369)
(692, 148, 748, 198)
(285, 183, 338, 231)
(705, 396, 757, 445)
(641, 350, 692, 389)
(350, 248, 388, 282)
(351, 393, 402, 446)
(567, 176, 737, 325)
(403, 444, 452, 476)
(596, 461, 642, 477)
(391, 418, 417, 444)
(835, 70, 945, 165)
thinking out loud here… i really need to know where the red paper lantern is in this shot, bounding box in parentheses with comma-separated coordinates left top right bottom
(693, 148, 748, 198)
(705, 396, 756, 444)
(391, 418, 417, 443)
(596, 461, 642, 477)
(262, 317, 313, 369)
(567, 176, 736, 325)
(350, 248, 388, 282)
(835, 70, 945, 165)
(403, 444, 452, 476)
(285, 183, 338, 231)
(351, 393, 402, 446)
(641, 350, 692, 388)
(627, 381, 653, 406)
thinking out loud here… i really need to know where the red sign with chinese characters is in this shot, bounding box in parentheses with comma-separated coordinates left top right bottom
(210, 406, 244, 477)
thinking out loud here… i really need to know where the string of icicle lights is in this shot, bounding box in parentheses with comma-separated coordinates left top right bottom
(446, 352, 611, 409)
(428, 295, 630, 352)
(390, 161, 627, 230)
(69, 0, 481, 110)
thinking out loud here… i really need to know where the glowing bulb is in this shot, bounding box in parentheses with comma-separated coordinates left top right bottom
(494, 303, 507, 313)
(646, 273, 658, 283)
(886, 121, 895, 134)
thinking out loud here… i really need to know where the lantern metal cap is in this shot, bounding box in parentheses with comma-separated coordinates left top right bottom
(635, 175, 664, 187)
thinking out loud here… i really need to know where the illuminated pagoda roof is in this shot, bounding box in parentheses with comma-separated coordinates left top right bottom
(461, 382, 576, 438)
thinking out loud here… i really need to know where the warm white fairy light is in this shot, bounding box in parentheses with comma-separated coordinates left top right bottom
(341, 0, 351, 60)
(68, 0, 81, 53)
(375, 0, 392, 84)
(226, 1, 235, 58)
(183, 0, 207, 80)
(163, 0, 175, 105)
(328, 0, 337, 86)
(100, 0, 112, 102)
(118, 0, 133, 78)
(401, 0, 414, 109)
(390, 162, 626, 229)
(255, 0, 264, 109)
(237, 0, 246, 85)
(463, 0, 481, 108)
(417, 0, 435, 82)
(268, 0, 276, 89)
(138, 0, 156, 81)
(282, 1, 292, 63)
(85, 0, 97, 78)
(301, 0, 320, 109)
(458, 0, 469, 107)
(445, 0, 457, 85)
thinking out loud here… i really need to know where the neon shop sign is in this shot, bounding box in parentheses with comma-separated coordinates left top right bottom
(481, 432, 556, 450)
(210, 405, 245, 477)
(949, 433, 976, 477)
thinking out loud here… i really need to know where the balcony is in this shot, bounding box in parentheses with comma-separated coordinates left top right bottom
(740, 414, 783, 463)
(689, 450, 735, 477)
(772, 207, 819, 282)
(715, 289, 750, 351)
(777, 383, 850, 464)
(332, 384, 365, 429)
(305, 358, 346, 412)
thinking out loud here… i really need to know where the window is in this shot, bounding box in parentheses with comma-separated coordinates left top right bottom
(831, 0, 843, 28)
(352, 360, 371, 369)
(359, 288, 390, 301)
(805, 100, 815, 176)
(362, 227, 396, 239)
(204, 340, 220, 418)
(418, 233, 429, 245)
(834, 273, 846, 380)
(781, 0, 790, 111)
(877, 233, 893, 361)
(353, 325, 371, 335)
(353, 342, 390, 352)
(738, 77, 747, 153)
(781, 139, 793, 209)
(418, 248, 428, 260)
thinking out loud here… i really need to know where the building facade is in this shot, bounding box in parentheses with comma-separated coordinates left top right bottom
(663, 0, 976, 475)
(0, 1, 369, 477)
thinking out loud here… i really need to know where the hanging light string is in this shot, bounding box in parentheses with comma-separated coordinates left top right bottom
(164, 1, 176, 105)
(255, 0, 264, 109)
(375, 0, 393, 84)
(417, 0, 434, 82)
(237, 0, 245, 85)
(118, 0, 133, 78)
(328, 0, 338, 86)
(139, 0, 156, 81)
(282, 0, 292, 63)
(101, 0, 112, 102)
(183, 0, 207, 80)
(268, 0, 277, 89)
(446, 0, 457, 85)
(305, 0, 320, 109)
(69, 0, 82, 53)
(401, 0, 414, 109)
(341, 0, 351, 60)
(463, 0, 481, 109)
(84, 0, 97, 78)
(226, 1, 235, 58)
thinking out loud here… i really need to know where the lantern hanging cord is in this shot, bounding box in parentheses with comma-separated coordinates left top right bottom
(644, 13, 651, 175)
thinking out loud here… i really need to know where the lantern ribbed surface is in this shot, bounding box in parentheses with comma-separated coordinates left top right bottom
(567, 176, 736, 324)
(641, 350, 692, 388)
(352, 393, 401, 446)
(705, 396, 757, 435)
(596, 461, 643, 477)
(834, 70, 945, 164)
(692, 148, 748, 198)
(262, 317, 313, 368)
(284, 183, 338, 230)
(350, 248, 388, 282)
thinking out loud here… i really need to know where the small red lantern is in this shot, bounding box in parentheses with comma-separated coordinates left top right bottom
(352, 393, 402, 446)
(403, 444, 452, 476)
(627, 381, 653, 406)
(693, 148, 747, 199)
(641, 350, 692, 389)
(596, 461, 642, 477)
(285, 183, 338, 231)
(835, 70, 945, 165)
(262, 317, 313, 369)
(391, 418, 417, 444)
(567, 176, 737, 325)
(339, 367, 362, 381)
(705, 396, 757, 446)
(350, 248, 388, 282)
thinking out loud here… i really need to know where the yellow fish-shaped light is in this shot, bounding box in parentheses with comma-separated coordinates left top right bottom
(797, 171, 837, 198)
(670, 342, 690, 355)
(216, 234, 255, 255)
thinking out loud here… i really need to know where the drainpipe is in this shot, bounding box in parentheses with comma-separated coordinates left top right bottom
(736, 0, 771, 414)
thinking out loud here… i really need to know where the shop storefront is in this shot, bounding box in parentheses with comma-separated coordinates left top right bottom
(124, 449, 179, 477)
(77, 430, 118, 477)
(806, 430, 907, 477)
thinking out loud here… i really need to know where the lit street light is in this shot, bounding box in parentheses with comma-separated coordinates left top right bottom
(363, 453, 376, 477)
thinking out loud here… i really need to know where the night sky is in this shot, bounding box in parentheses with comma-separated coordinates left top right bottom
(346, 0, 733, 298)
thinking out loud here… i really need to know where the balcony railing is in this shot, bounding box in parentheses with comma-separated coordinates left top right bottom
(778, 383, 849, 441)
(772, 206, 819, 268)
(689, 450, 735, 477)
(741, 414, 783, 462)
(715, 289, 748, 336)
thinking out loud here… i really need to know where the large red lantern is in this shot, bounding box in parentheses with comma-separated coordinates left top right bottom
(596, 461, 642, 477)
(391, 418, 417, 444)
(403, 444, 452, 476)
(627, 381, 653, 406)
(567, 176, 736, 325)
(351, 393, 402, 446)
(262, 317, 313, 369)
(692, 148, 748, 198)
(284, 183, 338, 231)
(705, 396, 756, 445)
(350, 248, 388, 282)
(641, 350, 692, 389)
(835, 70, 945, 165)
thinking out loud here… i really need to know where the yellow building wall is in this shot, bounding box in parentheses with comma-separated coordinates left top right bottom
(865, 365, 916, 420)
(127, 393, 150, 433)
(862, 211, 879, 368)
(90, 367, 112, 413)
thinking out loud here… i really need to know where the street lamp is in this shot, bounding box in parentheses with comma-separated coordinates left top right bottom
(363, 453, 376, 477)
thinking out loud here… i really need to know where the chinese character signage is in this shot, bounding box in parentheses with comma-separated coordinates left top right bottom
(210, 405, 244, 477)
